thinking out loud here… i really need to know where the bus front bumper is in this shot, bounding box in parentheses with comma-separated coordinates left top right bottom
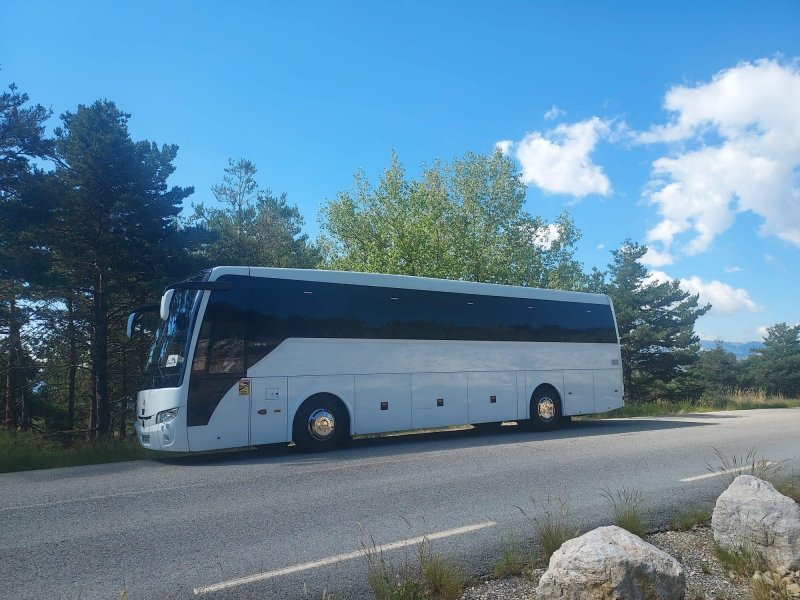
(135, 416, 184, 451)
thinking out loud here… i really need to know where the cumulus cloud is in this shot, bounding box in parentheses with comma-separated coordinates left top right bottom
(641, 59, 800, 260)
(495, 140, 513, 155)
(506, 117, 613, 198)
(641, 247, 674, 267)
(678, 276, 761, 314)
(643, 270, 760, 314)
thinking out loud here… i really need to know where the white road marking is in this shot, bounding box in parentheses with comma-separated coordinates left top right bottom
(680, 462, 774, 483)
(193, 520, 497, 595)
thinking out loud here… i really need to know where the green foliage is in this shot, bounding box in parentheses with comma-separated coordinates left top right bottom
(420, 549, 463, 600)
(363, 540, 463, 600)
(191, 158, 321, 268)
(714, 543, 767, 579)
(0, 428, 156, 473)
(669, 506, 712, 531)
(742, 323, 800, 397)
(491, 537, 528, 578)
(0, 82, 54, 197)
(603, 241, 710, 404)
(526, 491, 578, 561)
(319, 150, 589, 290)
(1, 82, 57, 429)
(691, 342, 741, 395)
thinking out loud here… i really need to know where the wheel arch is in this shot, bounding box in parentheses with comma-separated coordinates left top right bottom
(529, 383, 562, 418)
(292, 392, 352, 437)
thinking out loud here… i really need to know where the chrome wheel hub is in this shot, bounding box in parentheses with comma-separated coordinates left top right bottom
(537, 397, 555, 421)
(308, 408, 335, 440)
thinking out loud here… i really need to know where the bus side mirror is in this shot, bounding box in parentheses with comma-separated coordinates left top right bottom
(160, 289, 175, 321)
(126, 313, 136, 338)
(126, 304, 159, 338)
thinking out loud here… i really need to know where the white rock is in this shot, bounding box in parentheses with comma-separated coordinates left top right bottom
(536, 525, 685, 600)
(712, 475, 800, 575)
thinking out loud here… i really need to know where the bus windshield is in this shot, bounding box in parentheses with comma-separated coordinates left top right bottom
(143, 289, 201, 386)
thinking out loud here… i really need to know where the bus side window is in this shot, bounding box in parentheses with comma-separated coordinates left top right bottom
(192, 322, 211, 372)
(192, 282, 249, 375)
(208, 323, 244, 373)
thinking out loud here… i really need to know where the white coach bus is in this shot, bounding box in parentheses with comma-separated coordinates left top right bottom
(128, 267, 623, 453)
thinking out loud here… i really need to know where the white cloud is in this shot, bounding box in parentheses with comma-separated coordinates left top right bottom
(596, 243, 606, 250)
(642, 270, 760, 315)
(641, 247, 674, 267)
(642, 269, 673, 286)
(531, 223, 562, 250)
(640, 59, 800, 259)
(755, 325, 770, 338)
(724, 266, 742, 273)
(510, 117, 613, 198)
(679, 276, 761, 314)
(495, 140, 513, 156)
(544, 105, 566, 120)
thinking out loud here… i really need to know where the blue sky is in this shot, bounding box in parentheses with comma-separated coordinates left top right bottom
(2, 1, 799, 342)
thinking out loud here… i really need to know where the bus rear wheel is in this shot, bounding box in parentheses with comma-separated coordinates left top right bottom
(292, 394, 349, 452)
(529, 387, 562, 431)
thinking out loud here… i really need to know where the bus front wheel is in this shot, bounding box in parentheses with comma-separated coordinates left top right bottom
(529, 387, 562, 431)
(292, 394, 349, 452)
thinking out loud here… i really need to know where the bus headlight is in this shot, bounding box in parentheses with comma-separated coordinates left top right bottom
(156, 408, 179, 424)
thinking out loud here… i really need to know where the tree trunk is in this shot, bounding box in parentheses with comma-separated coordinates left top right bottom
(92, 266, 110, 438)
(4, 295, 19, 427)
(119, 344, 127, 439)
(66, 296, 77, 432)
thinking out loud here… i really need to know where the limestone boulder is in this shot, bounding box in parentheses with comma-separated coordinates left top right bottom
(712, 474, 800, 575)
(536, 525, 685, 600)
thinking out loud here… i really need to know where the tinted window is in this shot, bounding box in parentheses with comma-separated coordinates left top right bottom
(248, 277, 617, 356)
(192, 277, 249, 375)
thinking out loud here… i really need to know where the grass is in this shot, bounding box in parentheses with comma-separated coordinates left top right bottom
(669, 506, 712, 531)
(363, 539, 464, 600)
(601, 389, 800, 419)
(714, 543, 768, 579)
(0, 428, 158, 473)
(751, 572, 794, 600)
(709, 447, 800, 503)
(491, 537, 528, 578)
(601, 487, 648, 537)
(521, 490, 579, 562)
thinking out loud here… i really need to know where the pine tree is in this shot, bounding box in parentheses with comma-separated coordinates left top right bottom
(604, 241, 710, 404)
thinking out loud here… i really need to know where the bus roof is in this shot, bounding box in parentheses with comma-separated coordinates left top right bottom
(206, 266, 612, 305)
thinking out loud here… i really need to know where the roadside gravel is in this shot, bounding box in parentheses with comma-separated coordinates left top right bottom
(460, 526, 753, 600)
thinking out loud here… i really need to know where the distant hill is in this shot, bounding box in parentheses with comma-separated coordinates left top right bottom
(698, 340, 764, 360)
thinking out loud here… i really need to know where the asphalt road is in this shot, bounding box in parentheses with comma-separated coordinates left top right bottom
(1, 408, 798, 599)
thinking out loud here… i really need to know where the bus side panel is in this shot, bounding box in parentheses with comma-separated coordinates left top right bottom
(354, 374, 412, 435)
(287, 375, 355, 439)
(467, 371, 517, 424)
(186, 381, 250, 451)
(411, 372, 468, 429)
(524, 371, 566, 419)
(593, 368, 624, 412)
(563, 370, 595, 415)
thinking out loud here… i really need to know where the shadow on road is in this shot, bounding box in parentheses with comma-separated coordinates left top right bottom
(154, 415, 712, 468)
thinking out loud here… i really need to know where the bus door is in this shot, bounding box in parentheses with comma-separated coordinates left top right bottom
(250, 377, 288, 445)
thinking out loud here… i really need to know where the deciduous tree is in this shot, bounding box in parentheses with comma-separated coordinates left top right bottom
(319, 150, 588, 289)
